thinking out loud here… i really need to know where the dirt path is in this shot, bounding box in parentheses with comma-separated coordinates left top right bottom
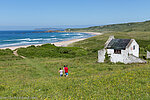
(13, 50, 26, 59)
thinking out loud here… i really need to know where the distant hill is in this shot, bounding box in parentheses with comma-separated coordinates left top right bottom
(66, 20, 150, 33)
(35, 28, 65, 31)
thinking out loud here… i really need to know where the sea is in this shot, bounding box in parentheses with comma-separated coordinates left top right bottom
(0, 30, 95, 48)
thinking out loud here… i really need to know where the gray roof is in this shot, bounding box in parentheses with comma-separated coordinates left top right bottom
(106, 39, 131, 50)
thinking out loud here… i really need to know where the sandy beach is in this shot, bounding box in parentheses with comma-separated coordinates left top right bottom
(80, 32, 103, 35)
(0, 32, 103, 50)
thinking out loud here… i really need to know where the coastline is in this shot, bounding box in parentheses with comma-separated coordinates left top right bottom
(0, 32, 103, 50)
(79, 32, 103, 35)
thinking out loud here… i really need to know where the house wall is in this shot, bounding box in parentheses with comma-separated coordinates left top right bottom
(107, 49, 128, 63)
(127, 39, 139, 57)
(107, 49, 145, 64)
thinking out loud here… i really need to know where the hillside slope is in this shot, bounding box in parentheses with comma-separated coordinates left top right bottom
(0, 52, 150, 99)
(66, 20, 150, 32)
(1, 20, 150, 99)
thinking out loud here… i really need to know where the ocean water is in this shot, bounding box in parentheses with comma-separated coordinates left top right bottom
(0, 30, 94, 48)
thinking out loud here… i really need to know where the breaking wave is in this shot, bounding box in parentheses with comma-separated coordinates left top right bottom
(0, 31, 95, 48)
(0, 41, 39, 48)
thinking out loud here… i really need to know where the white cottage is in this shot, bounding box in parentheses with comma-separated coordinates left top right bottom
(98, 36, 146, 64)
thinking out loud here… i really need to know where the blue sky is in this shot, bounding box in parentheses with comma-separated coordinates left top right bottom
(0, 0, 150, 30)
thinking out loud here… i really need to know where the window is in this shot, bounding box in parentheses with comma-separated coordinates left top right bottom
(133, 45, 135, 50)
(114, 49, 121, 54)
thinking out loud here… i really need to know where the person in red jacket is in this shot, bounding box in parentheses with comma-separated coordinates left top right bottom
(64, 65, 68, 77)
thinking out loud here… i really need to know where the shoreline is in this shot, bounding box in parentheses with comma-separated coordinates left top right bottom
(0, 32, 103, 50)
(79, 32, 103, 35)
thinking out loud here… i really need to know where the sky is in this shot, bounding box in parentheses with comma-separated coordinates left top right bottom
(0, 0, 150, 30)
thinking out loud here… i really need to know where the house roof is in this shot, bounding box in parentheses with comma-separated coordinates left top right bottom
(106, 39, 131, 50)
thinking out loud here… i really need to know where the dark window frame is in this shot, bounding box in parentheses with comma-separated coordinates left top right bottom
(114, 49, 121, 54)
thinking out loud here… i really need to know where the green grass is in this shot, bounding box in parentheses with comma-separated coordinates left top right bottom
(66, 20, 150, 33)
(0, 31, 150, 99)
(0, 57, 149, 99)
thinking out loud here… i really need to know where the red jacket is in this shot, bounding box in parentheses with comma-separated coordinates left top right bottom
(64, 67, 68, 73)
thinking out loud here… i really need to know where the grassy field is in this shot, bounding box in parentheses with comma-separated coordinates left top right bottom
(0, 31, 150, 99)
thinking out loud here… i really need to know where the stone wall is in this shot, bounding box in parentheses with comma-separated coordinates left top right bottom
(125, 54, 147, 64)
(98, 49, 106, 63)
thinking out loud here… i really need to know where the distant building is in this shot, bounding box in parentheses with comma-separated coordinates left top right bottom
(98, 36, 146, 64)
(147, 51, 150, 59)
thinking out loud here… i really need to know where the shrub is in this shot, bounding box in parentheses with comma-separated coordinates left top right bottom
(147, 45, 150, 51)
(0, 49, 21, 61)
(104, 52, 110, 63)
(17, 44, 88, 58)
(0, 49, 13, 55)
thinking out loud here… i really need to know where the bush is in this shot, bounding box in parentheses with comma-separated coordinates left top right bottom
(17, 44, 88, 58)
(147, 45, 150, 51)
(0, 49, 13, 55)
(0, 49, 21, 61)
(104, 52, 110, 63)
